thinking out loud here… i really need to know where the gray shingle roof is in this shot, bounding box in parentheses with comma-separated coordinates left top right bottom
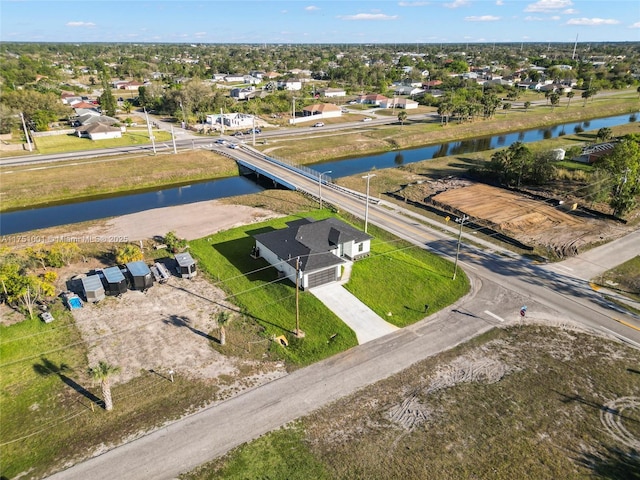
(254, 218, 371, 272)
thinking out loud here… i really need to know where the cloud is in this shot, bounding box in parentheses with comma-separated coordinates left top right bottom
(465, 15, 500, 22)
(567, 17, 621, 26)
(496, 0, 504, 4)
(305, 5, 319, 11)
(398, 1, 429, 6)
(563, 8, 578, 14)
(66, 21, 96, 27)
(443, 0, 469, 9)
(525, 0, 573, 13)
(339, 13, 398, 21)
(524, 16, 544, 21)
(631, 22, 640, 28)
(193, 32, 207, 37)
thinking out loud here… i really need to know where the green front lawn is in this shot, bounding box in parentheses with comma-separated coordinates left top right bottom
(189, 212, 469, 365)
(33, 130, 172, 154)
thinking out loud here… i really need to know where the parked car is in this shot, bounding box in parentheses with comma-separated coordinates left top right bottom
(228, 143, 239, 149)
(361, 117, 372, 122)
(245, 128, 261, 134)
(232, 131, 244, 137)
(313, 122, 325, 127)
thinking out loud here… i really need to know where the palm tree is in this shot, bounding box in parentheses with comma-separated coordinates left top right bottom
(88, 361, 121, 411)
(566, 91, 575, 109)
(122, 101, 133, 114)
(549, 93, 560, 111)
(397, 110, 408, 127)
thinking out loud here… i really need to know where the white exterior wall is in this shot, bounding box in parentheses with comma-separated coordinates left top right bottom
(89, 130, 122, 140)
(343, 239, 370, 259)
(255, 241, 297, 284)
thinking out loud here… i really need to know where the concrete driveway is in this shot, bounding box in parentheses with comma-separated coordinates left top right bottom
(310, 282, 399, 344)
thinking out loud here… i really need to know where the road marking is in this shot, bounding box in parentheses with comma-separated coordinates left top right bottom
(589, 282, 601, 291)
(613, 318, 640, 332)
(484, 310, 505, 322)
(600, 326, 640, 349)
(553, 264, 574, 272)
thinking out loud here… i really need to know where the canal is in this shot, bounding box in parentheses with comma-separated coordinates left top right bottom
(1, 112, 636, 235)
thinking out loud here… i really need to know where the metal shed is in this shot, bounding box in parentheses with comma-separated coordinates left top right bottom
(175, 252, 197, 279)
(125, 261, 154, 291)
(102, 266, 128, 296)
(81, 274, 105, 303)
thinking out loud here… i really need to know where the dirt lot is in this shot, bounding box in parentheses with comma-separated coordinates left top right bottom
(38, 202, 286, 387)
(399, 179, 626, 257)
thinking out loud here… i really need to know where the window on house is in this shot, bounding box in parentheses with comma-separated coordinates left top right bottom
(358, 243, 364, 252)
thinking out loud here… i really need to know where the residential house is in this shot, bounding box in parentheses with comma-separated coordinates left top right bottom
(574, 142, 616, 164)
(393, 85, 424, 96)
(301, 103, 342, 120)
(320, 87, 346, 98)
(278, 78, 302, 91)
(231, 86, 256, 100)
(223, 74, 246, 83)
(76, 122, 122, 140)
(357, 93, 389, 106)
(252, 218, 372, 290)
(206, 112, 254, 129)
(422, 80, 443, 89)
(380, 97, 419, 110)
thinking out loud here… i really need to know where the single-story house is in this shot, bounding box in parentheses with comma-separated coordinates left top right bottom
(574, 142, 616, 164)
(380, 97, 419, 110)
(76, 122, 122, 140)
(224, 74, 246, 83)
(278, 78, 302, 91)
(253, 218, 372, 290)
(206, 112, 255, 128)
(422, 80, 443, 89)
(320, 87, 346, 98)
(231, 86, 256, 100)
(393, 85, 424, 96)
(357, 94, 388, 106)
(74, 114, 118, 127)
(302, 103, 341, 118)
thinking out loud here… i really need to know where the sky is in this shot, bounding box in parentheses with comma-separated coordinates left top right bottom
(1, 0, 639, 44)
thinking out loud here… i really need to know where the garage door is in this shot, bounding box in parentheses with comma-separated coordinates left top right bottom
(306, 268, 337, 289)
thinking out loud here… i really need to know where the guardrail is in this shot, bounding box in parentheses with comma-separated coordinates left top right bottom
(234, 144, 380, 205)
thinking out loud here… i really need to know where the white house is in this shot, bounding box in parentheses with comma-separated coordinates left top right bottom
(320, 87, 346, 98)
(224, 74, 246, 83)
(380, 97, 419, 109)
(206, 112, 254, 129)
(393, 85, 424, 96)
(76, 122, 122, 140)
(253, 218, 372, 290)
(357, 93, 388, 106)
(278, 78, 303, 91)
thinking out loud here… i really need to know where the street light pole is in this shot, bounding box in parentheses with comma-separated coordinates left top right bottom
(362, 173, 376, 233)
(19, 112, 32, 152)
(452, 214, 469, 281)
(319, 170, 332, 210)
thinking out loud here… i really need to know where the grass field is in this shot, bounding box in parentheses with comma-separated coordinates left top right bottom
(0, 150, 238, 211)
(598, 256, 640, 304)
(181, 324, 640, 480)
(32, 129, 173, 154)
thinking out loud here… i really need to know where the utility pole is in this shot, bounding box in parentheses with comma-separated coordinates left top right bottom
(170, 126, 177, 154)
(20, 112, 32, 152)
(452, 214, 469, 281)
(144, 108, 156, 155)
(319, 170, 332, 210)
(362, 173, 376, 233)
(294, 257, 305, 338)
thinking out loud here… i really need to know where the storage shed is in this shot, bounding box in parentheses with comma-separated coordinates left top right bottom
(125, 261, 154, 291)
(82, 274, 105, 303)
(102, 266, 128, 296)
(175, 252, 197, 279)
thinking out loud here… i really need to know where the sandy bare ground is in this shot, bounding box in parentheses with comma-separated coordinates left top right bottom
(56, 201, 286, 387)
(69, 201, 282, 242)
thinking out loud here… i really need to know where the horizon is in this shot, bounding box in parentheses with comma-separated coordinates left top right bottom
(1, 0, 638, 44)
